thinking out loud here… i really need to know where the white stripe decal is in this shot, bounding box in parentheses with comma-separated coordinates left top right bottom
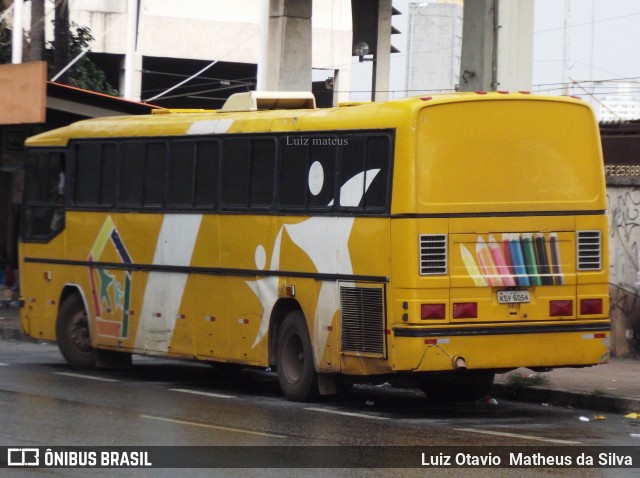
(454, 428, 582, 445)
(187, 119, 234, 135)
(135, 214, 203, 352)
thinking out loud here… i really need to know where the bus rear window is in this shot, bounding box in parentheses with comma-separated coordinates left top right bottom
(416, 100, 604, 214)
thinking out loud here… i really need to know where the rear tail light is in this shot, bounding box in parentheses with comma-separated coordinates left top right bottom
(453, 302, 478, 319)
(421, 304, 446, 320)
(580, 298, 603, 315)
(550, 300, 573, 317)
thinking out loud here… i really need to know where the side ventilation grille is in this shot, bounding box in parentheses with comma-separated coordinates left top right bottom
(577, 231, 602, 271)
(340, 285, 385, 356)
(419, 234, 447, 275)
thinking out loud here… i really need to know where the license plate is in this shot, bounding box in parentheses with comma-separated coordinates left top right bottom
(497, 290, 530, 304)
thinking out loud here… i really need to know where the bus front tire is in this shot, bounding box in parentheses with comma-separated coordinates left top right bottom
(276, 311, 319, 402)
(56, 294, 97, 369)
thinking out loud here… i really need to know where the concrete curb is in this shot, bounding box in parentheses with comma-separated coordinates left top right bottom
(492, 383, 640, 415)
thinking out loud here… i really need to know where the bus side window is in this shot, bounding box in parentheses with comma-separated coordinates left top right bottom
(308, 139, 336, 210)
(221, 138, 275, 210)
(278, 136, 336, 211)
(362, 135, 390, 211)
(339, 137, 366, 208)
(195, 141, 219, 209)
(221, 140, 251, 208)
(143, 142, 167, 208)
(119, 142, 145, 207)
(339, 135, 390, 212)
(74, 142, 117, 208)
(169, 141, 196, 208)
(101, 144, 117, 207)
(22, 151, 65, 241)
(250, 139, 275, 209)
(278, 136, 308, 209)
(25, 152, 48, 204)
(75, 143, 101, 206)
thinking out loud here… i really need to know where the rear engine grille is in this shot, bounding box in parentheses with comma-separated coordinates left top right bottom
(419, 234, 447, 275)
(340, 285, 385, 356)
(577, 230, 602, 271)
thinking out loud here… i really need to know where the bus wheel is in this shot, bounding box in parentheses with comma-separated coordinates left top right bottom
(420, 371, 494, 403)
(56, 294, 96, 369)
(276, 311, 319, 402)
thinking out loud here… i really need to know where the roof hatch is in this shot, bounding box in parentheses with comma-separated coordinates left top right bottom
(220, 91, 316, 112)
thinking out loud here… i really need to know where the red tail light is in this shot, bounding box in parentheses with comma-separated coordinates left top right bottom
(421, 304, 446, 320)
(580, 299, 603, 315)
(453, 302, 478, 319)
(550, 300, 573, 317)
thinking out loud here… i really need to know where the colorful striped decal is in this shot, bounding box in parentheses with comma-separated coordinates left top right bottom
(461, 232, 566, 287)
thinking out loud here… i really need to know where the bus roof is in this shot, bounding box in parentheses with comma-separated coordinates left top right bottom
(25, 92, 590, 147)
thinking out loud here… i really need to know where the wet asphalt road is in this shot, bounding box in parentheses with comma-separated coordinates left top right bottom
(0, 339, 638, 478)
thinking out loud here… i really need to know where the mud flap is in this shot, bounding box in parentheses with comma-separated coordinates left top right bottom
(317, 373, 337, 395)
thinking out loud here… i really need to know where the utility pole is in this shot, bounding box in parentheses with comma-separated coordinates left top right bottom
(562, 0, 571, 95)
(53, 0, 70, 83)
(122, 0, 141, 100)
(11, 0, 23, 63)
(29, 0, 45, 61)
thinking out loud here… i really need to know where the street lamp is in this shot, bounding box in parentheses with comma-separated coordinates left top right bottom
(353, 41, 374, 62)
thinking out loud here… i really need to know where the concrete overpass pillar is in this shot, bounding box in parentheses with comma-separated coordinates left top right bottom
(459, 0, 533, 92)
(372, 0, 392, 102)
(458, 0, 496, 92)
(264, 0, 312, 91)
(496, 0, 533, 91)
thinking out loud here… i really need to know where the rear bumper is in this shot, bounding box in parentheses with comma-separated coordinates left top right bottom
(391, 321, 610, 372)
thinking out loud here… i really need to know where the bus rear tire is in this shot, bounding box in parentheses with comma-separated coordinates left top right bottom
(56, 294, 96, 369)
(276, 311, 319, 402)
(420, 371, 494, 403)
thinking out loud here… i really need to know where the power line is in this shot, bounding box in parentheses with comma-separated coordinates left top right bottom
(151, 82, 253, 102)
(534, 11, 640, 34)
(145, 30, 258, 102)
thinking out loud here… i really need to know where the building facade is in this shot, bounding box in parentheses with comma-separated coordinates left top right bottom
(17, 0, 354, 107)
(601, 120, 640, 358)
(404, 0, 462, 95)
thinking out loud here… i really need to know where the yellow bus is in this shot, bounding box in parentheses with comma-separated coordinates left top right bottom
(19, 91, 609, 402)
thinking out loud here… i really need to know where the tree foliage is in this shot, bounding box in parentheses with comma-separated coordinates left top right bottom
(0, 18, 117, 96)
(50, 24, 118, 96)
(0, 18, 11, 64)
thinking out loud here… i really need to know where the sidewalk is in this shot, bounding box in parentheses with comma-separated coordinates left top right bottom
(492, 360, 640, 414)
(1, 305, 638, 413)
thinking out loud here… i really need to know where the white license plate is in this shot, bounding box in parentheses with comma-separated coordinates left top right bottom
(497, 290, 530, 304)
